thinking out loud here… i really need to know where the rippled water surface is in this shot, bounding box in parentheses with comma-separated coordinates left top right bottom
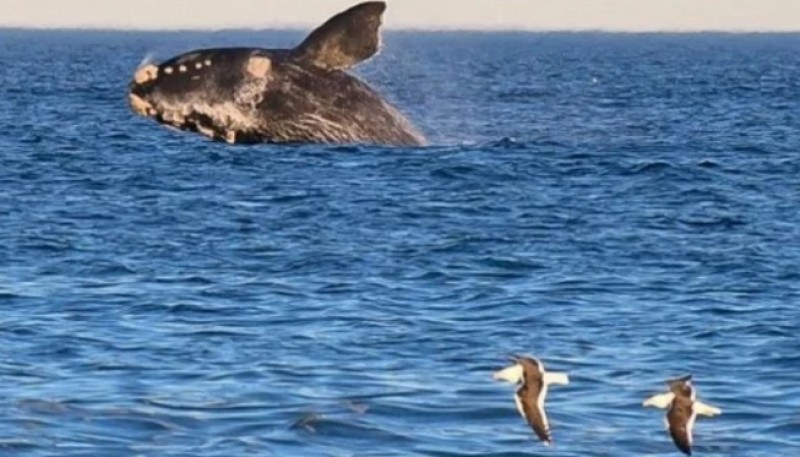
(1, 30, 800, 456)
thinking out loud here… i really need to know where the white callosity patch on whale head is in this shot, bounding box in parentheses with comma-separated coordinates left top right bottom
(234, 55, 273, 108)
(134, 64, 159, 84)
(246, 56, 272, 78)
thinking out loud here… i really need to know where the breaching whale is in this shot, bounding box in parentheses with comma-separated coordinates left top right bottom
(127, 2, 426, 147)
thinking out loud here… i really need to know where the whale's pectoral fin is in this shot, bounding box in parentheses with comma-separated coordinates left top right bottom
(643, 392, 675, 409)
(293, 1, 386, 70)
(693, 401, 721, 417)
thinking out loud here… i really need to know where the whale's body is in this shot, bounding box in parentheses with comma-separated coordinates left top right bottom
(128, 2, 425, 147)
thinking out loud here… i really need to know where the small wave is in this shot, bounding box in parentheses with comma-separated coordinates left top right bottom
(314, 282, 359, 294)
(496, 87, 549, 100)
(478, 256, 544, 272)
(173, 327, 259, 338)
(76, 261, 137, 277)
(489, 137, 527, 149)
(628, 160, 674, 174)
(153, 275, 214, 285)
(16, 399, 73, 415)
(429, 165, 480, 180)
(697, 158, 723, 169)
(732, 144, 772, 155)
(765, 421, 800, 436)
(266, 192, 316, 204)
(0, 440, 39, 452)
(289, 414, 412, 443)
(328, 145, 363, 153)
(403, 270, 459, 283)
(91, 415, 183, 435)
(100, 132, 133, 141)
(0, 291, 28, 300)
(677, 215, 746, 230)
(163, 302, 227, 316)
(20, 238, 75, 253)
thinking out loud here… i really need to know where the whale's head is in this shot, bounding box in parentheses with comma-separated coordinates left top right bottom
(128, 49, 278, 143)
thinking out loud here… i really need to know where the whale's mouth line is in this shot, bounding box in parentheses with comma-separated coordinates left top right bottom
(128, 93, 157, 118)
(128, 87, 265, 146)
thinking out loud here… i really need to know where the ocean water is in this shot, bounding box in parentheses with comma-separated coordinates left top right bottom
(1, 30, 799, 456)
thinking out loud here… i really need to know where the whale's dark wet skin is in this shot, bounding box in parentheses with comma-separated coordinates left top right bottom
(127, 2, 426, 147)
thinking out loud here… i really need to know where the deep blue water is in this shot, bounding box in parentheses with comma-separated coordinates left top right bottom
(1, 30, 800, 456)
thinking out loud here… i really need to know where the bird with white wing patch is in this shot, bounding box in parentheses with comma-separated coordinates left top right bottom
(643, 374, 721, 455)
(492, 355, 569, 445)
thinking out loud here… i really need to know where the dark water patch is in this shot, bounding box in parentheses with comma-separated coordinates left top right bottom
(674, 219, 748, 236)
(697, 158, 723, 169)
(490, 137, 528, 149)
(152, 275, 216, 285)
(627, 160, 674, 175)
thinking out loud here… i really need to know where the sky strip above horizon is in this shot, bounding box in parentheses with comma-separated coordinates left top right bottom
(1, 0, 800, 32)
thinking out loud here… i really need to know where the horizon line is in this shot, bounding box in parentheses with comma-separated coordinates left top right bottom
(2, 25, 800, 34)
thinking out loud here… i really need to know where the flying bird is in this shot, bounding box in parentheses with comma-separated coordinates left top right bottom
(493, 355, 570, 445)
(643, 374, 722, 455)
